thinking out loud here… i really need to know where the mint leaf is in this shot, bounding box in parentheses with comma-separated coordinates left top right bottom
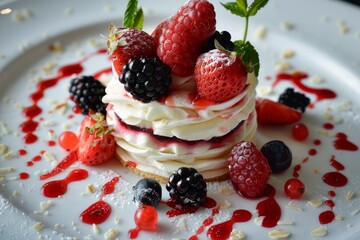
(247, 0, 269, 16)
(221, 2, 247, 17)
(133, 8, 144, 29)
(234, 40, 260, 77)
(236, 0, 247, 15)
(123, 0, 144, 29)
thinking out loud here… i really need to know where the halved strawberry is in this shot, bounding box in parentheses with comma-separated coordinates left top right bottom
(77, 114, 115, 165)
(256, 98, 302, 126)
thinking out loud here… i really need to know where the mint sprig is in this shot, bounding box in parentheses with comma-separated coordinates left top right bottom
(123, 0, 144, 29)
(221, 0, 268, 77)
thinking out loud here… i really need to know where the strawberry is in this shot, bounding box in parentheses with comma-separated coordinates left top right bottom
(194, 49, 247, 103)
(77, 114, 115, 165)
(228, 141, 271, 198)
(256, 98, 302, 126)
(107, 23, 156, 76)
(156, 0, 216, 77)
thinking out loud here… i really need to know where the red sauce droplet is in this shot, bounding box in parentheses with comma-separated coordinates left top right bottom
(27, 161, 34, 167)
(32, 155, 42, 162)
(40, 151, 78, 180)
(100, 176, 120, 198)
(163, 197, 216, 218)
(41, 169, 88, 198)
(273, 72, 337, 108)
(128, 227, 141, 239)
(314, 139, 321, 145)
(325, 200, 335, 209)
(23, 133, 38, 144)
(323, 122, 334, 130)
(73, 106, 82, 114)
(47, 140, 56, 146)
(23, 105, 42, 118)
(323, 172, 348, 187)
(330, 155, 345, 171)
(328, 191, 336, 197)
(256, 185, 281, 228)
(333, 132, 358, 151)
(80, 200, 111, 225)
(309, 149, 317, 156)
(18, 149, 27, 156)
(207, 209, 252, 240)
(20, 120, 38, 132)
(319, 210, 335, 224)
(292, 123, 309, 141)
(19, 172, 29, 180)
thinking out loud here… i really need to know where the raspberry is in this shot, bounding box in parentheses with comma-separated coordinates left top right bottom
(278, 88, 310, 113)
(165, 167, 207, 206)
(156, 0, 216, 77)
(119, 57, 172, 103)
(107, 24, 156, 76)
(69, 76, 107, 115)
(228, 141, 271, 198)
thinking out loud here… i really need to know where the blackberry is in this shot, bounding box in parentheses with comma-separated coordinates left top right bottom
(133, 178, 162, 207)
(202, 30, 235, 53)
(119, 57, 172, 103)
(69, 76, 107, 115)
(278, 88, 310, 113)
(165, 167, 207, 206)
(260, 140, 292, 173)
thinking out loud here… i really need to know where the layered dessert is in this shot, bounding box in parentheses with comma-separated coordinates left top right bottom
(102, 0, 259, 182)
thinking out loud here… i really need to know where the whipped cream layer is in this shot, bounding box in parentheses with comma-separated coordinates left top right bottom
(106, 107, 257, 180)
(103, 72, 258, 141)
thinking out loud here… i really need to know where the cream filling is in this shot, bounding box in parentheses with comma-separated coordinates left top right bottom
(103, 72, 258, 141)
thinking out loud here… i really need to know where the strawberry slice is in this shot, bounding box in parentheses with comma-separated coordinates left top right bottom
(77, 114, 115, 165)
(256, 98, 302, 126)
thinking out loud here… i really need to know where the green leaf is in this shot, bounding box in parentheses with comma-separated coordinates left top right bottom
(133, 8, 144, 30)
(236, 0, 247, 15)
(123, 0, 144, 29)
(234, 40, 260, 77)
(247, 0, 269, 16)
(221, 2, 247, 17)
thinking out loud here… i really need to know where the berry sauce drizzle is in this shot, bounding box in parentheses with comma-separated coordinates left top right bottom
(80, 176, 120, 224)
(39, 151, 78, 180)
(256, 185, 281, 228)
(41, 169, 88, 198)
(19, 48, 107, 145)
(189, 207, 220, 240)
(162, 197, 217, 217)
(273, 72, 337, 108)
(206, 209, 252, 240)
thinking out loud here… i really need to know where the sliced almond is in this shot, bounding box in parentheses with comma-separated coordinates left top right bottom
(345, 191, 354, 200)
(307, 199, 323, 208)
(311, 227, 327, 237)
(268, 229, 291, 239)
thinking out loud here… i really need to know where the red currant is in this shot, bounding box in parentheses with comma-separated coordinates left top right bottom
(284, 178, 305, 199)
(134, 205, 158, 231)
(58, 131, 79, 151)
(292, 123, 309, 141)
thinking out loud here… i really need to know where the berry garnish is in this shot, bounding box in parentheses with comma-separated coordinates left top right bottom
(194, 49, 247, 103)
(284, 178, 305, 199)
(278, 88, 310, 113)
(77, 113, 115, 165)
(133, 178, 162, 207)
(292, 123, 309, 141)
(260, 140, 292, 173)
(256, 98, 302, 126)
(119, 57, 172, 103)
(165, 167, 207, 206)
(228, 141, 271, 198)
(58, 131, 79, 151)
(156, 0, 216, 77)
(69, 76, 107, 115)
(134, 205, 158, 231)
(202, 30, 235, 53)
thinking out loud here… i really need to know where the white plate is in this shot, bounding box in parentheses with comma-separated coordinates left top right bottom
(1, 0, 360, 239)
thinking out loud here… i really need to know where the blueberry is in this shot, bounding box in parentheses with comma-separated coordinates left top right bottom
(260, 140, 292, 173)
(133, 178, 162, 207)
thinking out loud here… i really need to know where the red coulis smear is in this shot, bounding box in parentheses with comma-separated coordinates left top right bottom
(40, 151, 78, 180)
(273, 72, 337, 108)
(163, 197, 216, 217)
(333, 133, 358, 151)
(189, 207, 220, 240)
(256, 185, 281, 228)
(19, 49, 107, 145)
(206, 209, 252, 240)
(41, 169, 88, 198)
(80, 176, 120, 224)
